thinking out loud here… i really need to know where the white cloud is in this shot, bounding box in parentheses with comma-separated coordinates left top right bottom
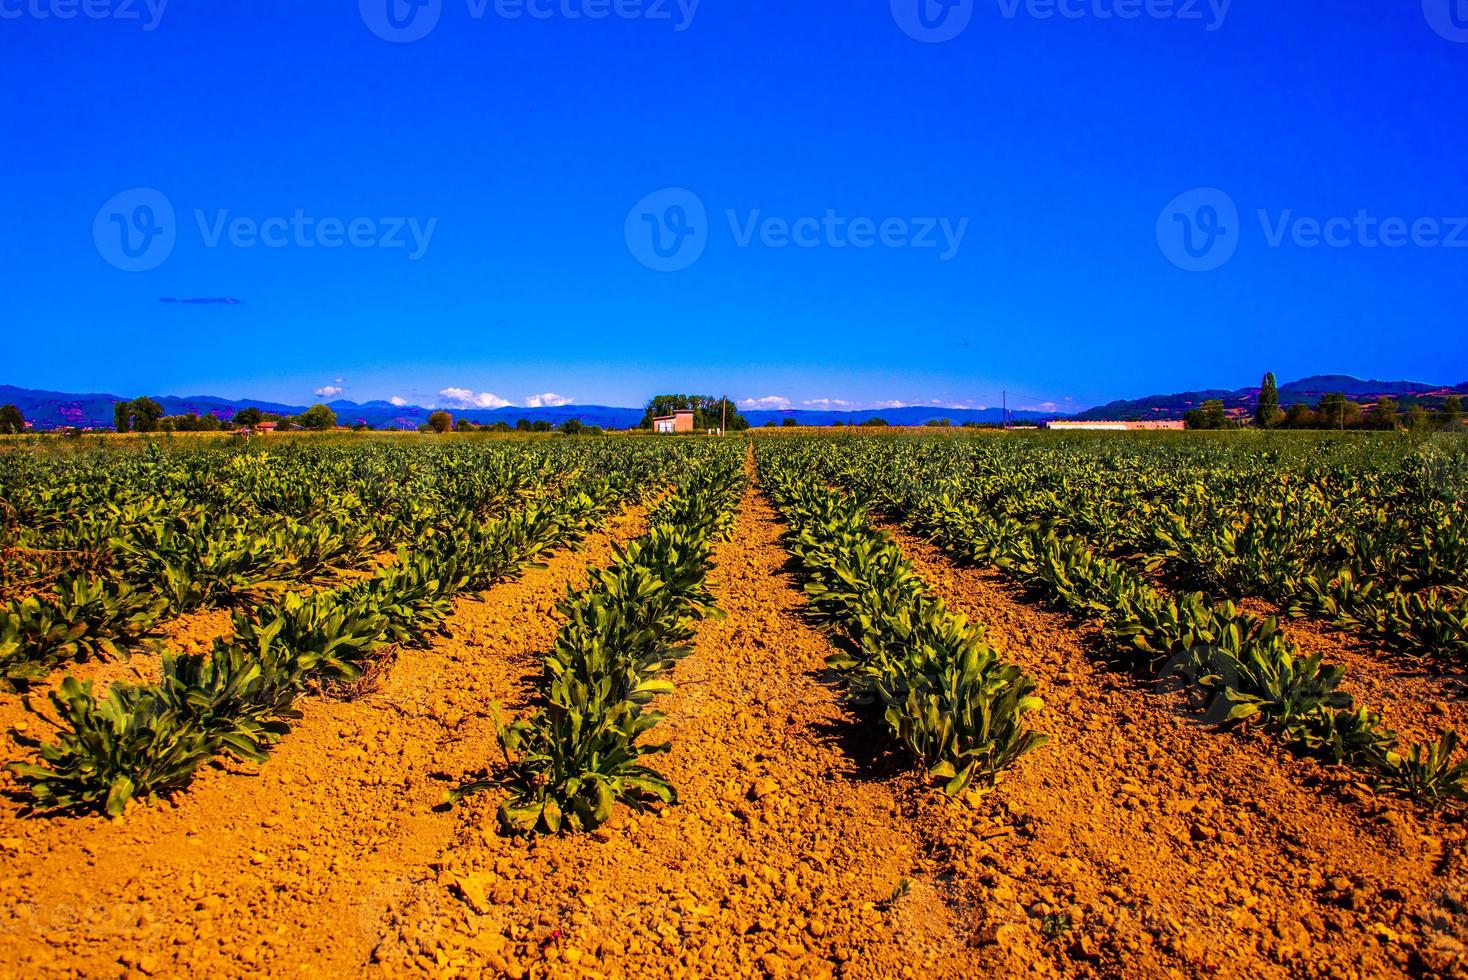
(524, 392, 573, 408)
(871, 400, 911, 410)
(389, 396, 409, 407)
(314, 385, 344, 399)
(439, 387, 512, 410)
(738, 396, 792, 411)
(1019, 401, 1060, 412)
(801, 398, 857, 411)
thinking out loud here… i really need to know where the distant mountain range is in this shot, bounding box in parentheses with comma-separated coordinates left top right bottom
(0, 385, 1059, 431)
(6, 375, 1461, 431)
(1073, 375, 1468, 422)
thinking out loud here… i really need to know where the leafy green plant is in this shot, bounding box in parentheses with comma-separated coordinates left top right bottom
(1383, 730, 1468, 804)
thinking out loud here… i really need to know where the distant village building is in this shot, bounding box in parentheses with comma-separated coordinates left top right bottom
(255, 421, 279, 434)
(652, 409, 696, 434)
(1042, 420, 1187, 432)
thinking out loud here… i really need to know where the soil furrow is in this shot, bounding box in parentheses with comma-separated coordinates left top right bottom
(1236, 599, 1468, 750)
(880, 520, 1468, 979)
(0, 505, 649, 979)
(371, 483, 992, 979)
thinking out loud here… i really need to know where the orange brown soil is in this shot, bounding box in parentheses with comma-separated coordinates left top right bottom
(0, 557, 400, 771)
(370, 482, 992, 979)
(0, 505, 648, 978)
(881, 521, 1468, 978)
(1238, 598, 1468, 751)
(4, 488, 1466, 978)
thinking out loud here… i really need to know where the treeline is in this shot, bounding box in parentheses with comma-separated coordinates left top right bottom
(423, 411, 602, 436)
(1186, 372, 1466, 431)
(636, 395, 749, 432)
(113, 399, 342, 434)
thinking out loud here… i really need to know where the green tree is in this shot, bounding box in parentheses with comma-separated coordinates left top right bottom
(861, 417, 889, 427)
(1442, 395, 1464, 429)
(780, 417, 798, 427)
(428, 410, 453, 433)
(0, 404, 25, 434)
(1406, 404, 1432, 431)
(1255, 372, 1284, 428)
(113, 400, 131, 433)
(532, 420, 551, 433)
(1316, 393, 1361, 430)
(453, 418, 476, 432)
(638, 394, 748, 432)
(1364, 397, 1399, 431)
(560, 418, 584, 436)
(233, 407, 263, 429)
(1186, 399, 1229, 430)
(515, 419, 532, 432)
(491, 421, 511, 433)
(130, 397, 164, 433)
(1282, 403, 1317, 429)
(298, 403, 337, 430)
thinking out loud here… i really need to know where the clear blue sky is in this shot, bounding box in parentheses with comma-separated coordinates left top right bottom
(2, 1, 1465, 413)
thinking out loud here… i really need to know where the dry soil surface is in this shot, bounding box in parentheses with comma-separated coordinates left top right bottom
(883, 521, 1468, 979)
(0, 506, 649, 978)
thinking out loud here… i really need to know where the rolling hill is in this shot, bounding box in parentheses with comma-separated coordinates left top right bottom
(1073, 375, 1468, 422)
(0, 386, 1060, 431)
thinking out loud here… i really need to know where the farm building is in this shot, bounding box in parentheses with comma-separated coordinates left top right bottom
(255, 421, 279, 433)
(1043, 420, 1187, 431)
(652, 409, 696, 434)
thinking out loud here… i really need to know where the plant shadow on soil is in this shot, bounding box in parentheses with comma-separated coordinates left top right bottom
(766, 544, 923, 785)
(985, 554, 1465, 820)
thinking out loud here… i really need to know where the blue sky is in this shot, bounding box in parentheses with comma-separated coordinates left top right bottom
(2, 1, 1465, 413)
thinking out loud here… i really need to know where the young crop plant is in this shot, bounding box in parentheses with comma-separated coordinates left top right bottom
(757, 442, 1047, 795)
(818, 431, 1468, 811)
(6, 439, 694, 817)
(1383, 730, 1468, 805)
(449, 449, 745, 836)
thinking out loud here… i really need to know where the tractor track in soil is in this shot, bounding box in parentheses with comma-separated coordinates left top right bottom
(879, 521, 1468, 979)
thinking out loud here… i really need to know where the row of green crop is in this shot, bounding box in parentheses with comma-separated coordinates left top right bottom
(0, 443, 639, 688)
(823, 439, 1468, 804)
(6, 448, 676, 818)
(818, 433, 1468, 666)
(450, 446, 746, 835)
(756, 442, 1047, 796)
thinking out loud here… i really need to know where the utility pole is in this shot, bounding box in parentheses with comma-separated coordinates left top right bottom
(1003, 390, 1008, 429)
(721, 395, 727, 437)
